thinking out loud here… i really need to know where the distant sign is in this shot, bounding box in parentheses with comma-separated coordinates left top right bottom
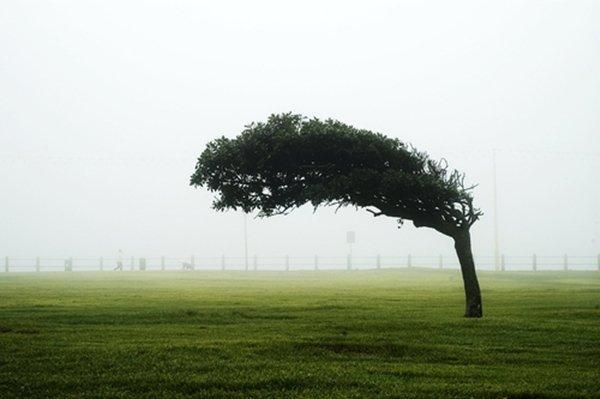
(346, 231, 356, 244)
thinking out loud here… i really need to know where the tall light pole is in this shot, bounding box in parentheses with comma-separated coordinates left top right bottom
(593, 176, 599, 254)
(244, 213, 249, 271)
(492, 149, 500, 271)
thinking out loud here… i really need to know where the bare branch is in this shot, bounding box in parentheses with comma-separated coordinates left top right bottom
(366, 208, 384, 217)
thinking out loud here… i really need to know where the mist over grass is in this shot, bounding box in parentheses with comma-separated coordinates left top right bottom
(1, 269, 599, 398)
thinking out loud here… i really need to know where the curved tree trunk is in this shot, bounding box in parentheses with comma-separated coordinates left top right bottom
(453, 230, 483, 318)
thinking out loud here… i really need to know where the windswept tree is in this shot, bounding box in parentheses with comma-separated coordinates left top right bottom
(191, 114, 483, 317)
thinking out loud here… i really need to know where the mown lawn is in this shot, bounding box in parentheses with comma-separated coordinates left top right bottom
(0, 269, 599, 398)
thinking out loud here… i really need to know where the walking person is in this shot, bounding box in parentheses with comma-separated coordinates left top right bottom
(114, 249, 124, 271)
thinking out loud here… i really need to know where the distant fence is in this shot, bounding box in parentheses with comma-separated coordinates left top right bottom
(1, 254, 599, 273)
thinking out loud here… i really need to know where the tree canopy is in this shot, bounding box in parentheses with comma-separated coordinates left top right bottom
(190, 113, 481, 239)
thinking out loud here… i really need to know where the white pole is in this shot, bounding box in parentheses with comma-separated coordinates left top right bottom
(244, 213, 248, 271)
(493, 149, 501, 272)
(347, 242, 353, 271)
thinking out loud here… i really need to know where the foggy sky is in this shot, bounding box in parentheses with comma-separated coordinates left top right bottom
(1, 1, 599, 261)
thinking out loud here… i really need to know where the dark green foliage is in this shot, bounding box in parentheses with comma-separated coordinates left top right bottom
(1, 270, 599, 398)
(191, 113, 481, 237)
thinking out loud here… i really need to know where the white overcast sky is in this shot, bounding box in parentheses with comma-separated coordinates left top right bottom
(1, 1, 599, 266)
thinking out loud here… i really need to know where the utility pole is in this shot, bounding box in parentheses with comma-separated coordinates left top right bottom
(593, 176, 599, 258)
(244, 213, 249, 271)
(493, 149, 500, 271)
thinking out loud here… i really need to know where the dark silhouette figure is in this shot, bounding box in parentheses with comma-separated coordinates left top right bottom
(190, 114, 483, 317)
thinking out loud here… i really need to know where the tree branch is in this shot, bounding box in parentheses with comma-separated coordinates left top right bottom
(366, 208, 384, 217)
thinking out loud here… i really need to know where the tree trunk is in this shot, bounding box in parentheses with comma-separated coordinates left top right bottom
(453, 230, 483, 318)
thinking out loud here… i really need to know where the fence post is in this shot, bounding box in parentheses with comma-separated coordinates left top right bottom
(191, 255, 195, 270)
(36, 257, 40, 272)
(139, 258, 146, 271)
(346, 254, 352, 270)
(100, 257, 104, 271)
(4, 257, 8, 273)
(65, 258, 72, 272)
(285, 255, 290, 271)
(221, 255, 225, 271)
(160, 256, 165, 271)
(130, 256, 134, 271)
(501, 254, 506, 271)
(253, 255, 257, 271)
(314, 255, 319, 271)
(376, 254, 381, 269)
(532, 254, 537, 272)
(597, 254, 600, 272)
(407, 254, 412, 268)
(438, 254, 443, 269)
(563, 254, 568, 271)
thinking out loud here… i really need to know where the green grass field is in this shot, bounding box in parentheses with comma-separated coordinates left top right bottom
(1, 269, 599, 398)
